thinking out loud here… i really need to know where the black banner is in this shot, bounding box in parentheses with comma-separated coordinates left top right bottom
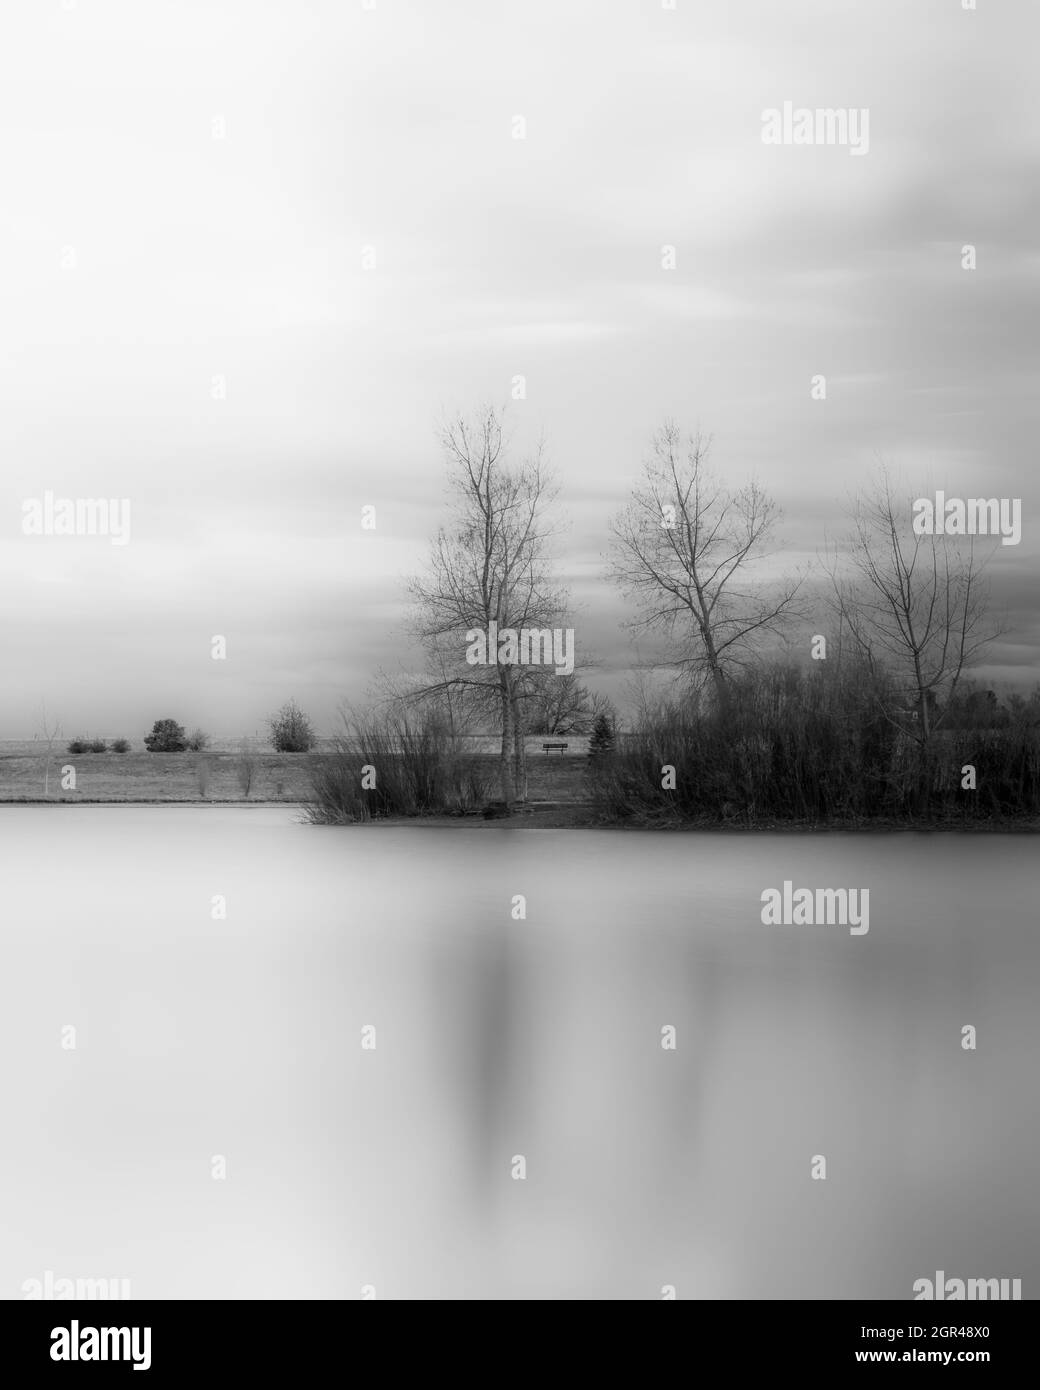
(0, 1300, 1031, 1379)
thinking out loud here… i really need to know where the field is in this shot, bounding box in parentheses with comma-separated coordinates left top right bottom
(0, 738, 593, 804)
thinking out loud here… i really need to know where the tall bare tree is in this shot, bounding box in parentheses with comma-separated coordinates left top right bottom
(826, 471, 999, 744)
(609, 422, 801, 704)
(409, 407, 567, 806)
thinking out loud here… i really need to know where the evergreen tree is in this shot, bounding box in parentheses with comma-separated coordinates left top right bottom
(144, 718, 188, 752)
(588, 712, 615, 759)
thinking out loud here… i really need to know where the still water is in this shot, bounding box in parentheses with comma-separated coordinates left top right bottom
(1, 809, 1036, 1299)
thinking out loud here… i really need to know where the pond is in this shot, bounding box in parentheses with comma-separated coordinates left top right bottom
(1, 808, 1036, 1299)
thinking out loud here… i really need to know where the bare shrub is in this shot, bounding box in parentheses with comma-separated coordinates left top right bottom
(195, 756, 212, 799)
(236, 746, 257, 798)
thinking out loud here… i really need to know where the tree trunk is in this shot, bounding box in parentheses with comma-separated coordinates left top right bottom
(708, 659, 730, 719)
(499, 669, 516, 806)
(512, 694, 528, 803)
(917, 689, 931, 742)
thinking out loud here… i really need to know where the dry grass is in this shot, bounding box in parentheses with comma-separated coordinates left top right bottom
(0, 750, 316, 803)
(0, 744, 593, 804)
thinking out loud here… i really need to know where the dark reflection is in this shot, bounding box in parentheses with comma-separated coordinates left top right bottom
(420, 832, 1039, 1297)
(436, 921, 521, 1216)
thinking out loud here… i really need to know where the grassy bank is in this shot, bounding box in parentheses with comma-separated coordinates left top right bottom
(0, 744, 590, 805)
(0, 749, 314, 803)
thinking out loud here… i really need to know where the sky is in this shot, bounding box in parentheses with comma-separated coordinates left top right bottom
(1, 0, 1037, 738)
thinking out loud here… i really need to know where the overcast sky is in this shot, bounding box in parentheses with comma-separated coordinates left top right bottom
(1, 0, 1037, 737)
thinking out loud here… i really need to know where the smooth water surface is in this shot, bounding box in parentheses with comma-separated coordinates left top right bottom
(1, 809, 1036, 1299)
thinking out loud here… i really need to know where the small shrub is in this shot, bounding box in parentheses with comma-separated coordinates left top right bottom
(111, 738, 130, 753)
(269, 699, 317, 753)
(186, 728, 210, 752)
(144, 719, 187, 753)
(63, 736, 106, 755)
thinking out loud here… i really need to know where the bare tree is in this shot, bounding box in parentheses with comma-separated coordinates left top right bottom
(609, 423, 801, 705)
(375, 637, 493, 742)
(409, 406, 568, 806)
(522, 670, 611, 736)
(826, 471, 999, 744)
(37, 700, 62, 798)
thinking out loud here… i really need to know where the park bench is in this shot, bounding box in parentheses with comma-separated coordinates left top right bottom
(542, 741, 568, 755)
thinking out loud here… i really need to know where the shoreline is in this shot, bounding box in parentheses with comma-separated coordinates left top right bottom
(4, 799, 1036, 832)
(345, 815, 1040, 832)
